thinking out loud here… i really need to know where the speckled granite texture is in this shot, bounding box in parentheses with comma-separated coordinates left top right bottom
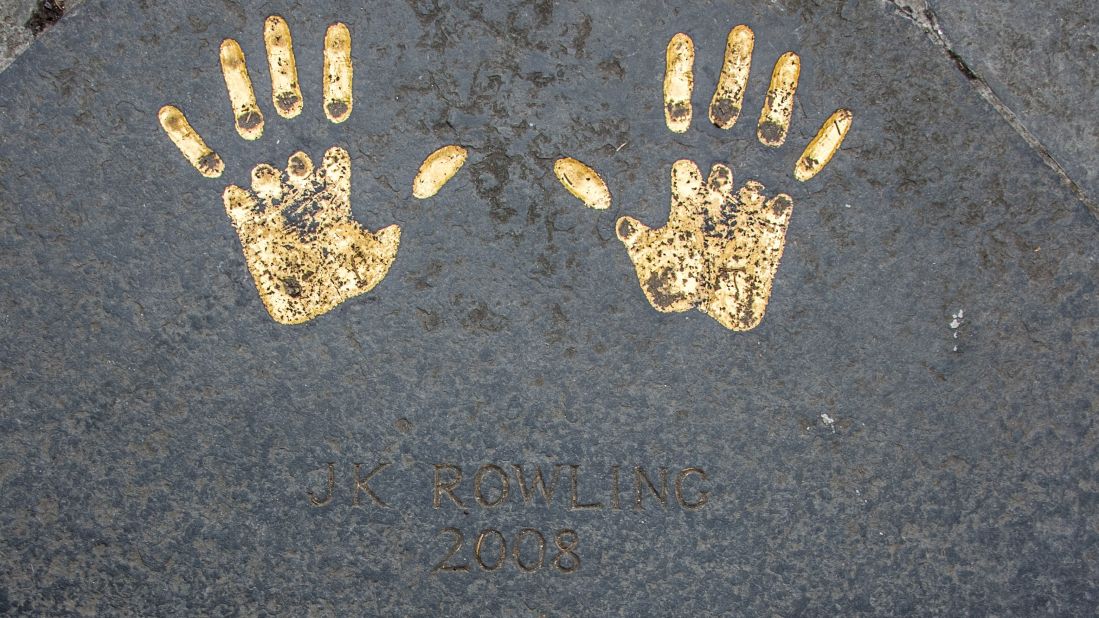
(1, 0, 1097, 614)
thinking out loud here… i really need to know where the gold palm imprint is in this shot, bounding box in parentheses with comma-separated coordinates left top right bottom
(557, 25, 854, 331)
(223, 148, 400, 325)
(616, 160, 793, 330)
(158, 16, 465, 324)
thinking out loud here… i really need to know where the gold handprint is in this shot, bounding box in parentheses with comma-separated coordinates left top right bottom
(616, 160, 793, 330)
(557, 25, 853, 331)
(157, 15, 465, 324)
(222, 148, 399, 325)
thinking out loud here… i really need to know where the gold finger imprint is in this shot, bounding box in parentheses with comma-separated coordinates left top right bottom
(757, 51, 801, 147)
(157, 105, 224, 178)
(323, 22, 353, 123)
(219, 39, 264, 140)
(795, 108, 853, 182)
(554, 158, 611, 210)
(413, 145, 469, 199)
(709, 25, 754, 130)
(663, 33, 695, 133)
(265, 15, 303, 119)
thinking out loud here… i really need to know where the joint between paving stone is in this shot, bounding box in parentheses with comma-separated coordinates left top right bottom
(884, 0, 1099, 221)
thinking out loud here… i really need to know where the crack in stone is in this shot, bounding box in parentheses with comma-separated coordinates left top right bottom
(884, 0, 1099, 220)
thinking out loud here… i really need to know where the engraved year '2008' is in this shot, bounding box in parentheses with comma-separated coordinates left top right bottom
(433, 527, 581, 574)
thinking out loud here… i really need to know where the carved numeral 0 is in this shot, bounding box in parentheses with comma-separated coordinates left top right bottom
(513, 528, 547, 573)
(474, 529, 506, 571)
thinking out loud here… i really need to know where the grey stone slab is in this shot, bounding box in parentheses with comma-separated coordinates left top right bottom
(0, 0, 1097, 615)
(929, 0, 1099, 208)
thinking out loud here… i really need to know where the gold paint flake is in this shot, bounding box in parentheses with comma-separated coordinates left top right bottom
(709, 25, 754, 130)
(757, 51, 801, 147)
(264, 15, 303, 119)
(616, 160, 792, 330)
(663, 33, 695, 133)
(223, 147, 400, 325)
(554, 157, 611, 210)
(795, 108, 853, 181)
(413, 145, 468, 199)
(157, 105, 224, 178)
(323, 23, 353, 123)
(219, 38, 264, 140)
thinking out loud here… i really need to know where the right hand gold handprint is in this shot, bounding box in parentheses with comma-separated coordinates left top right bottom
(557, 24, 853, 331)
(616, 160, 793, 331)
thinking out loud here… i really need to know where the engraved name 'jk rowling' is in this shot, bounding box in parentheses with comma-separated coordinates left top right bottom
(306, 462, 711, 511)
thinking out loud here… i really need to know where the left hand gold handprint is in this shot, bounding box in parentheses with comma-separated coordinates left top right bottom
(158, 15, 465, 324)
(223, 148, 400, 325)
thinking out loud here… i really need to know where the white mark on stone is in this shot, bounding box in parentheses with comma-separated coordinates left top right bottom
(821, 413, 835, 432)
(950, 308, 964, 352)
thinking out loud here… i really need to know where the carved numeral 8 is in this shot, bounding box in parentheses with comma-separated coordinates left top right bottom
(552, 529, 581, 573)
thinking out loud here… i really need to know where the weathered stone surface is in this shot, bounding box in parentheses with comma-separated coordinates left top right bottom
(0, 0, 1096, 614)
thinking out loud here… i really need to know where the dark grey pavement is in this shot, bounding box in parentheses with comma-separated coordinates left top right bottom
(1, 0, 1097, 615)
